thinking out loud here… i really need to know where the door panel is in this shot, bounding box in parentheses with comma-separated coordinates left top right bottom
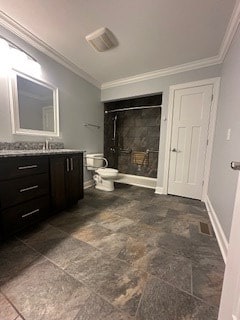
(179, 93, 204, 121)
(50, 154, 83, 211)
(188, 126, 201, 184)
(218, 173, 240, 320)
(168, 85, 213, 199)
(50, 156, 67, 210)
(174, 127, 186, 182)
(66, 156, 80, 205)
(66, 155, 83, 205)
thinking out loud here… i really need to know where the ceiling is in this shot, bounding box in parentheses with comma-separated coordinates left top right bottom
(0, 0, 237, 86)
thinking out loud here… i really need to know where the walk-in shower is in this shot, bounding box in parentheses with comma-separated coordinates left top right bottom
(104, 94, 162, 180)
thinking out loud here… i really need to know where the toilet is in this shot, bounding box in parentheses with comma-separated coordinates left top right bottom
(86, 153, 118, 191)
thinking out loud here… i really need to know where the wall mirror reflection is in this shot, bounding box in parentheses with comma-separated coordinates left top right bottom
(10, 70, 59, 136)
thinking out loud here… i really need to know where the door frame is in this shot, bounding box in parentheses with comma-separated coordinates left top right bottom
(218, 172, 240, 320)
(162, 77, 221, 201)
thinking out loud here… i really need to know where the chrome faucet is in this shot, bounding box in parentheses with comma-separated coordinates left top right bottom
(44, 138, 53, 150)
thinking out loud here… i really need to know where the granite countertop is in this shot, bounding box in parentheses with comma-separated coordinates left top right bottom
(0, 149, 85, 158)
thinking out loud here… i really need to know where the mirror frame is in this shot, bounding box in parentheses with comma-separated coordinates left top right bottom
(9, 70, 60, 137)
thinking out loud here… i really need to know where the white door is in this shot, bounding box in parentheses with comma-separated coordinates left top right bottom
(168, 85, 213, 199)
(218, 164, 240, 320)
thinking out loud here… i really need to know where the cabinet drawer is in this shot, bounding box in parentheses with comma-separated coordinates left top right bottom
(0, 173, 49, 209)
(1, 196, 50, 236)
(0, 156, 48, 180)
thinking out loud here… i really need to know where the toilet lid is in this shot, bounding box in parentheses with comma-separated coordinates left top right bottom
(96, 168, 118, 174)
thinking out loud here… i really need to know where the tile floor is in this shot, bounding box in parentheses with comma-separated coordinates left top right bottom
(0, 184, 225, 320)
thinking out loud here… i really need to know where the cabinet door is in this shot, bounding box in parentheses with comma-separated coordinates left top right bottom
(0, 173, 49, 209)
(50, 156, 67, 210)
(1, 196, 50, 236)
(66, 154, 83, 205)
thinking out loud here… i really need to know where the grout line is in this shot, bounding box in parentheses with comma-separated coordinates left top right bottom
(150, 274, 219, 309)
(9, 189, 221, 317)
(18, 228, 219, 309)
(40, 203, 221, 288)
(0, 289, 26, 320)
(190, 263, 194, 295)
(16, 236, 136, 319)
(39, 222, 137, 268)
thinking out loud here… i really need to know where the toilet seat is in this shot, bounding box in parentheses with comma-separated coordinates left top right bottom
(96, 168, 118, 179)
(86, 154, 118, 191)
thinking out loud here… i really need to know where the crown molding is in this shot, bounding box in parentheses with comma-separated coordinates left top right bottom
(1, 0, 240, 92)
(218, 0, 240, 63)
(101, 0, 240, 90)
(0, 11, 101, 88)
(101, 55, 221, 89)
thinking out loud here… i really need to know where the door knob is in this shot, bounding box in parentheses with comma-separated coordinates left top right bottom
(171, 148, 177, 152)
(231, 161, 240, 170)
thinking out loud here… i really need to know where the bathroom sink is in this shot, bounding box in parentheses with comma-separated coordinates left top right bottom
(31, 149, 84, 154)
(0, 149, 84, 157)
(40, 149, 77, 153)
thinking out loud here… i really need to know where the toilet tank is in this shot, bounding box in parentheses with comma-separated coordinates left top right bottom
(86, 153, 104, 170)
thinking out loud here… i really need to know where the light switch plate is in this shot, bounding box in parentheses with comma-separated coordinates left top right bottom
(227, 128, 231, 141)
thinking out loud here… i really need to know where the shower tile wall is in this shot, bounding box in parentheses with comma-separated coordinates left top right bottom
(104, 94, 162, 178)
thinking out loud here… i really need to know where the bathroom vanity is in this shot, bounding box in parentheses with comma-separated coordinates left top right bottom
(0, 150, 83, 238)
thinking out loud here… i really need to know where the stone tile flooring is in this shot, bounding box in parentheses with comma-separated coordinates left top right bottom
(0, 184, 225, 320)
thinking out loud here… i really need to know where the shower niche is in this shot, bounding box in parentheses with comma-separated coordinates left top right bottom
(104, 94, 162, 179)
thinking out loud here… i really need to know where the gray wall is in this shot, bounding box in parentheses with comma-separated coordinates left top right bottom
(101, 65, 222, 188)
(208, 25, 240, 240)
(0, 26, 104, 182)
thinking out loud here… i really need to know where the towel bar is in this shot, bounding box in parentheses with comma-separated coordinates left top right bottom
(83, 123, 100, 129)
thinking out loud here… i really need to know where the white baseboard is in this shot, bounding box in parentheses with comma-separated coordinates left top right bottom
(155, 187, 164, 194)
(115, 173, 156, 189)
(205, 195, 228, 263)
(84, 179, 94, 189)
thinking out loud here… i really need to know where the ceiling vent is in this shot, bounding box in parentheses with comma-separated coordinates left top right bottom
(85, 27, 118, 52)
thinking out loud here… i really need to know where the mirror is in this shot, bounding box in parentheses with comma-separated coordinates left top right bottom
(10, 70, 59, 136)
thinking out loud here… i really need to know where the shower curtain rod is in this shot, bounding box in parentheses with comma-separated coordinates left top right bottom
(104, 105, 162, 114)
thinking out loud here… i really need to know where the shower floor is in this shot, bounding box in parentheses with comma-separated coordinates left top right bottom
(0, 184, 224, 319)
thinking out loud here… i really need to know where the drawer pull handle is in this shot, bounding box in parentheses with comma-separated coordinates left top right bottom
(20, 185, 39, 193)
(66, 158, 70, 172)
(70, 158, 74, 171)
(18, 165, 38, 170)
(22, 208, 39, 218)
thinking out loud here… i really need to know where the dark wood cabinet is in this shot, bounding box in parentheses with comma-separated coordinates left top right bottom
(0, 156, 50, 238)
(1, 196, 50, 236)
(49, 155, 67, 210)
(0, 173, 49, 209)
(0, 152, 84, 239)
(50, 154, 83, 211)
(0, 156, 48, 180)
(66, 155, 83, 205)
